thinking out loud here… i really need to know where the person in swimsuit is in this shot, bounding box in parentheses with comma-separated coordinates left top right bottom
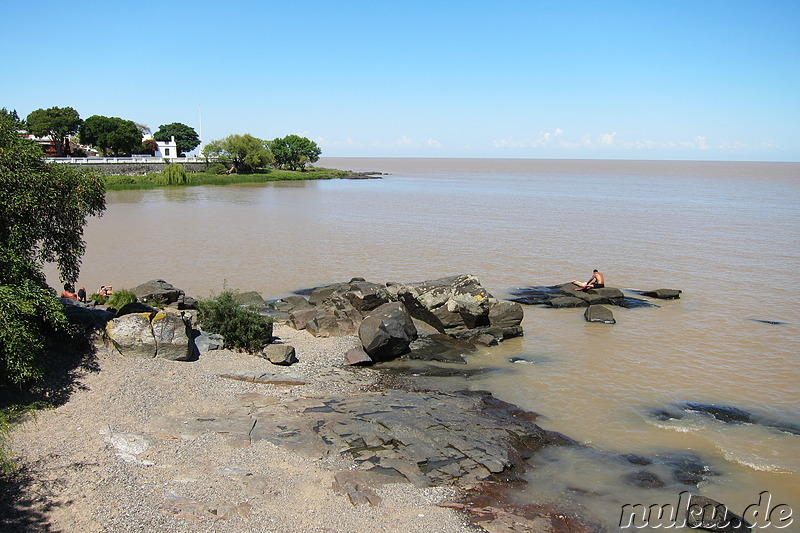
(60, 284, 78, 300)
(571, 269, 605, 291)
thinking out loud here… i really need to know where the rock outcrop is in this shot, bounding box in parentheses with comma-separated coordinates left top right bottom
(105, 309, 193, 360)
(283, 275, 524, 349)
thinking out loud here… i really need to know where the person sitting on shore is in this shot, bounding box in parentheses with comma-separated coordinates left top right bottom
(77, 287, 87, 302)
(571, 269, 605, 291)
(61, 284, 78, 300)
(98, 285, 114, 297)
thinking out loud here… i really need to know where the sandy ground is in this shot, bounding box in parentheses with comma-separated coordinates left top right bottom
(6, 326, 478, 533)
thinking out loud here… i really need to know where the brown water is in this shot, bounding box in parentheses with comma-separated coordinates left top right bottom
(51, 158, 800, 529)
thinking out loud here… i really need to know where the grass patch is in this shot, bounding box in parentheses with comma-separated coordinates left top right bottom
(104, 167, 351, 190)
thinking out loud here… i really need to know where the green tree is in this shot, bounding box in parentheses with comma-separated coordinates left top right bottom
(25, 106, 82, 157)
(79, 115, 142, 156)
(0, 113, 106, 385)
(269, 135, 321, 171)
(153, 122, 201, 156)
(0, 108, 22, 128)
(202, 134, 273, 174)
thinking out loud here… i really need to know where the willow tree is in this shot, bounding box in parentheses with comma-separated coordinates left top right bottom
(0, 113, 106, 385)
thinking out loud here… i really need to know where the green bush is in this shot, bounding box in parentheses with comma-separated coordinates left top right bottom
(88, 292, 108, 305)
(206, 162, 228, 175)
(158, 162, 188, 185)
(196, 290, 273, 353)
(107, 289, 136, 309)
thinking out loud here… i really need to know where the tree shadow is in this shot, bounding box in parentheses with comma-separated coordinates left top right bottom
(0, 317, 103, 533)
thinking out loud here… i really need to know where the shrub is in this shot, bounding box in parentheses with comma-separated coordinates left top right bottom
(206, 162, 228, 175)
(158, 162, 187, 185)
(88, 292, 108, 305)
(107, 289, 136, 309)
(196, 290, 273, 353)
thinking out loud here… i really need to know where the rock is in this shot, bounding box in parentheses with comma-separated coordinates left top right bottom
(682, 402, 753, 424)
(105, 313, 158, 358)
(622, 470, 665, 488)
(346, 347, 374, 366)
(194, 331, 224, 351)
(385, 274, 522, 340)
(151, 311, 193, 361)
(261, 344, 297, 365)
(488, 300, 524, 329)
(584, 305, 615, 324)
(641, 288, 682, 299)
(270, 295, 313, 313)
(60, 298, 115, 332)
(684, 495, 752, 532)
(233, 290, 265, 307)
(549, 296, 588, 308)
(132, 279, 185, 305)
(287, 308, 320, 330)
(216, 371, 308, 386)
(359, 302, 418, 361)
(407, 334, 475, 363)
(105, 310, 192, 360)
(116, 301, 158, 317)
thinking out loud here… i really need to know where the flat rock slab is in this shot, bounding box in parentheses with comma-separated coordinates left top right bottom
(216, 371, 309, 386)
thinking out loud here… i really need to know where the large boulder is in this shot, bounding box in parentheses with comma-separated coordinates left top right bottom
(358, 302, 418, 361)
(105, 310, 192, 360)
(132, 279, 195, 309)
(584, 305, 616, 324)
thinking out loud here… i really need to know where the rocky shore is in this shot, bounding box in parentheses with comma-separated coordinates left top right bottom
(4, 276, 756, 533)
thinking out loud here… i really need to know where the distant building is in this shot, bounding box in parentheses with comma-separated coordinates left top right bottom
(154, 136, 178, 158)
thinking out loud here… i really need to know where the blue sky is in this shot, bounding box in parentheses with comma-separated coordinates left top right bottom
(2, 1, 798, 161)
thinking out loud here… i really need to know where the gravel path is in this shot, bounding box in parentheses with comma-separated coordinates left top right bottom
(6, 326, 478, 533)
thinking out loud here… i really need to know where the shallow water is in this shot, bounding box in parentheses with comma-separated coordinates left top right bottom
(51, 157, 800, 529)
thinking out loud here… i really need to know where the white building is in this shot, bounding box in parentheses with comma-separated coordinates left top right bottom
(154, 136, 178, 158)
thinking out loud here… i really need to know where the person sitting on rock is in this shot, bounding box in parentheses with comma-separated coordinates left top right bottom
(572, 269, 604, 291)
(60, 284, 78, 300)
(77, 287, 87, 302)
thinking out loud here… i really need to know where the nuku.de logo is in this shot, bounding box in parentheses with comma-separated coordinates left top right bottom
(619, 491, 793, 529)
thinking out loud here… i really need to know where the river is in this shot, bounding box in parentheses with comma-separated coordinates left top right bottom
(51, 157, 800, 529)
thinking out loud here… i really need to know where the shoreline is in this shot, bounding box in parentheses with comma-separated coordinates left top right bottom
(3, 325, 478, 533)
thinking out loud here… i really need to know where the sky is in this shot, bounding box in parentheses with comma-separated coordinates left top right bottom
(2, 1, 798, 161)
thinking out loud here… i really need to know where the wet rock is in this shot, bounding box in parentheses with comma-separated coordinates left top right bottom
(640, 288, 682, 299)
(622, 470, 665, 488)
(270, 295, 313, 313)
(359, 302, 418, 361)
(584, 305, 615, 324)
(260, 344, 297, 365)
(549, 296, 588, 308)
(750, 318, 786, 325)
(684, 495, 752, 532)
(406, 334, 475, 364)
(682, 402, 753, 424)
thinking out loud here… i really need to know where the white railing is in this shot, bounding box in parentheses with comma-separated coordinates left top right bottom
(45, 156, 208, 164)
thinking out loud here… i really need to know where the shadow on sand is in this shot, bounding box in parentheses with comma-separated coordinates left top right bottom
(0, 329, 100, 533)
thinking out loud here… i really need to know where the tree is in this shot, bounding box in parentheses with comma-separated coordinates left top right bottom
(25, 106, 82, 157)
(153, 123, 201, 156)
(269, 135, 321, 171)
(202, 134, 273, 174)
(0, 113, 106, 385)
(79, 115, 142, 156)
(0, 108, 22, 128)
